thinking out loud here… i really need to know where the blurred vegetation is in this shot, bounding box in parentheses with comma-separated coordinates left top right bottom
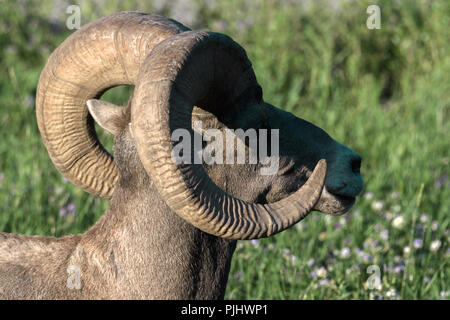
(0, 0, 448, 299)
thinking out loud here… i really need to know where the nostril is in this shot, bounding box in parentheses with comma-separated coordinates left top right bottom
(351, 156, 362, 173)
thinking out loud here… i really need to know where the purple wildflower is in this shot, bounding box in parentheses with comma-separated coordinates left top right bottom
(59, 203, 76, 217)
(413, 239, 423, 249)
(393, 265, 405, 273)
(249, 239, 260, 247)
(59, 208, 68, 217)
(362, 253, 373, 263)
(23, 96, 35, 108)
(67, 203, 76, 212)
(434, 174, 448, 189)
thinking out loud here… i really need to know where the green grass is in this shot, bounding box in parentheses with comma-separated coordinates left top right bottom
(0, 0, 448, 299)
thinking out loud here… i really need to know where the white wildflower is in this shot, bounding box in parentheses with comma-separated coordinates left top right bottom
(340, 247, 351, 259)
(371, 200, 384, 211)
(431, 221, 439, 231)
(420, 214, 429, 223)
(324, 215, 333, 225)
(392, 216, 405, 229)
(385, 211, 393, 220)
(385, 288, 398, 299)
(390, 192, 400, 199)
(403, 246, 411, 256)
(290, 255, 298, 264)
(430, 240, 441, 252)
(364, 192, 374, 200)
(319, 279, 330, 287)
(316, 267, 327, 278)
(380, 230, 389, 240)
(295, 222, 304, 231)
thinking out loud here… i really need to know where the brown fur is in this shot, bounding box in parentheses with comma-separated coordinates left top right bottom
(0, 100, 363, 299)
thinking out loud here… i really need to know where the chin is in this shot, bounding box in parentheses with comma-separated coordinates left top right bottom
(313, 187, 356, 216)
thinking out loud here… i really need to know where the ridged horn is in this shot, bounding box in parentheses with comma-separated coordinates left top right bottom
(36, 12, 189, 198)
(132, 31, 327, 240)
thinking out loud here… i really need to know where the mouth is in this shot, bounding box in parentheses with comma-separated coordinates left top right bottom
(273, 162, 358, 215)
(313, 187, 356, 216)
(329, 191, 356, 207)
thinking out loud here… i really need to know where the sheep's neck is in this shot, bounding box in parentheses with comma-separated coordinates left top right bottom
(85, 180, 236, 299)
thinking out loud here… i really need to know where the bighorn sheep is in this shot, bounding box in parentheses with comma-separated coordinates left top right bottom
(0, 12, 363, 299)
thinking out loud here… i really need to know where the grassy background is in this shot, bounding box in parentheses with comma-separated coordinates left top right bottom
(0, 0, 448, 299)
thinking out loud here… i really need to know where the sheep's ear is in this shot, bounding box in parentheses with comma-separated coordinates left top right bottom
(87, 99, 127, 136)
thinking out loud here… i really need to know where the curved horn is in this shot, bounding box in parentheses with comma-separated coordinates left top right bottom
(132, 31, 327, 240)
(36, 12, 189, 198)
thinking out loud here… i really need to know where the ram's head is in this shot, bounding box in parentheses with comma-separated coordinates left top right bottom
(36, 12, 363, 240)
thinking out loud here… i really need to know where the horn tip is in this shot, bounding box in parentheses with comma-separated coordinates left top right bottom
(86, 99, 96, 112)
(316, 159, 327, 174)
